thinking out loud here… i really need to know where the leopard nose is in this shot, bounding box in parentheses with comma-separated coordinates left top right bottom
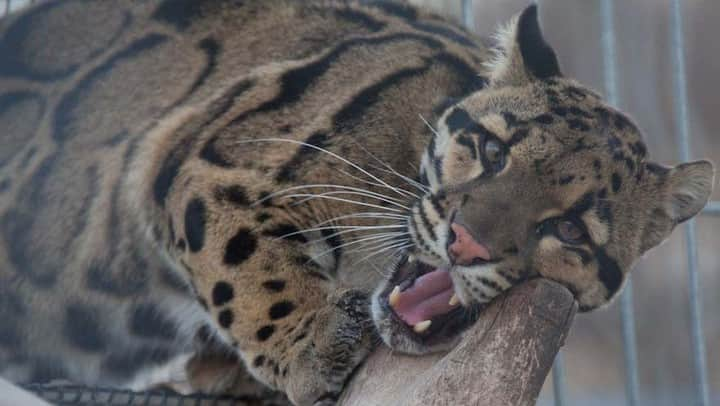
(447, 223, 491, 266)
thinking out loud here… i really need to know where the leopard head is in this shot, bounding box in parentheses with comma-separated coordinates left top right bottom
(371, 5, 715, 354)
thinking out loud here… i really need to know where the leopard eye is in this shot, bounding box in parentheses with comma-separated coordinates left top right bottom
(484, 139, 502, 164)
(557, 220, 586, 244)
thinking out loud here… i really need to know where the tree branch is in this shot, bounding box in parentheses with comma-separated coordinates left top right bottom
(340, 279, 577, 406)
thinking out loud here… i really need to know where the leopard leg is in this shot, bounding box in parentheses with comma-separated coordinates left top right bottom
(184, 237, 376, 406)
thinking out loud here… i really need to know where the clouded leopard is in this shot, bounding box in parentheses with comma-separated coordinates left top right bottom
(0, 1, 713, 405)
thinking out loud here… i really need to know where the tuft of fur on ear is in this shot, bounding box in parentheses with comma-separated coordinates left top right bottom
(484, 4, 562, 87)
(640, 160, 715, 252)
(665, 160, 714, 223)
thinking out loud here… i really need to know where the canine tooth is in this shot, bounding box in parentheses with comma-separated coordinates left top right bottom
(413, 320, 432, 333)
(408, 254, 416, 264)
(389, 286, 401, 307)
(449, 294, 460, 306)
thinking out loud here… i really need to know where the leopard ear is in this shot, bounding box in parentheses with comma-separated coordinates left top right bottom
(639, 160, 715, 252)
(486, 4, 562, 87)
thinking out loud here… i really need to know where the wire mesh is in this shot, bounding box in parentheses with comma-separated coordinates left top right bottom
(21, 384, 266, 406)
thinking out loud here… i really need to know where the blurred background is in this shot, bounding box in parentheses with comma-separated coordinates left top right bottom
(2, 0, 718, 405)
(412, 0, 720, 405)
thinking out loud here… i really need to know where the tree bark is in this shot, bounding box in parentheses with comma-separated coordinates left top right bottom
(339, 279, 577, 406)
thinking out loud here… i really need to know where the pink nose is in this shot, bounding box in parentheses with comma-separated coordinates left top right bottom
(448, 223, 491, 266)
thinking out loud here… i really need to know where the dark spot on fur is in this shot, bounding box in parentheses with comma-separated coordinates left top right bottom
(559, 175, 575, 185)
(152, 0, 206, 30)
(564, 246, 592, 265)
(502, 112, 520, 127)
(176, 238, 187, 251)
(274, 133, 328, 183)
(212, 282, 234, 306)
(129, 303, 178, 340)
(86, 255, 148, 298)
(613, 113, 631, 130)
(568, 106, 592, 118)
(565, 86, 586, 101)
(262, 280, 286, 293)
(533, 114, 554, 125)
(263, 223, 307, 243)
(273, 365, 280, 375)
(255, 212, 272, 223)
(218, 309, 234, 328)
(292, 332, 308, 344)
(256, 325, 275, 341)
(611, 173, 622, 193)
(102, 347, 173, 380)
(224, 228, 257, 265)
(320, 227, 343, 266)
(184, 198, 206, 252)
(253, 355, 266, 367)
(64, 303, 106, 352)
(508, 128, 529, 146)
(214, 185, 249, 206)
(445, 108, 473, 133)
(567, 118, 590, 132)
(269, 301, 295, 320)
(552, 106, 568, 116)
(594, 248, 623, 298)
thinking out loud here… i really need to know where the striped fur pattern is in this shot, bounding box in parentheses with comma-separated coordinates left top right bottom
(0, 1, 713, 405)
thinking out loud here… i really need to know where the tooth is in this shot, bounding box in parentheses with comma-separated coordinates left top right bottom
(408, 254, 416, 264)
(449, 294, 460, 306)
(413, 320, 432, 333)
(389, 286, 401, 307)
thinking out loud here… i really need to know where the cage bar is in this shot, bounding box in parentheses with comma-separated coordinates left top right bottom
(461, 0, 474, 30)
(669, 0, 711, 404)
(600, 1, 641, 405)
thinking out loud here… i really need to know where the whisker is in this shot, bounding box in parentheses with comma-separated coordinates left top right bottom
(418, 113, 440, 138)
(348, 138, 428, 194)
(353, 240, 413, 265)
(304, 228, 407, 247)
(237, 138, 416, 199)
(308, 232, 406, 264)
(336, 167, 420, 199)
(272, 224, 405, 242)
(344, 234, 409, 254)
(314, 212, 406, 227)
(367, 163, 429, 194)
(291, 190, 410, 211)
(282, 193, 406, 213)
(251, 183, 408, 207)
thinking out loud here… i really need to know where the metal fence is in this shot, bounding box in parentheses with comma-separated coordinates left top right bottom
(1, 0, 717, 405)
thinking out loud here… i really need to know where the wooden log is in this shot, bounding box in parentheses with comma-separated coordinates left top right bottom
(339, 279, 577, 406)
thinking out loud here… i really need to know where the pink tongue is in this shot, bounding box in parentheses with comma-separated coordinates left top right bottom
(393, 268, 457, 326)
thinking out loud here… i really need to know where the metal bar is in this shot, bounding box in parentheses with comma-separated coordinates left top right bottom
(461, 0, 474, 30)
(529, 0, 570, 402)
(701, 201, 720, 215)
(669, 0, 711, 404)
(552, 351, 568, 406)
(600, 1, 641, 405)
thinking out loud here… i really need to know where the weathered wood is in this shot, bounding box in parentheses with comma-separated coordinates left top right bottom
(340, 279, 576, 406)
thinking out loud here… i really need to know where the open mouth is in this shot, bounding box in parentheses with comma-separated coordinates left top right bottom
(378, 253, 481, 345)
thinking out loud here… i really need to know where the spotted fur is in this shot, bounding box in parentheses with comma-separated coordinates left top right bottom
(0, 1, 713, 405)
